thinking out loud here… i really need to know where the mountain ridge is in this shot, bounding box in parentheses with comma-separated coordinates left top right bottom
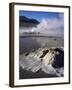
(19, 16, 40, 27)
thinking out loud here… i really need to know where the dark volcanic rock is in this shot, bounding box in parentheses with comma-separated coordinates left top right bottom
(40, 49, 49, 58)
(52, 48, 64, 68)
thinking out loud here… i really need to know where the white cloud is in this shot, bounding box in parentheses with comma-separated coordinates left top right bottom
(31, 14, 64, 37)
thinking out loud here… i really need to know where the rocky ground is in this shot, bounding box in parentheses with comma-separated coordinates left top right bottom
(19, 47, 64, 79)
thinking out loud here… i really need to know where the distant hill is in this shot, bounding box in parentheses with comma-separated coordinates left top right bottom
(19, 16, 40, 27)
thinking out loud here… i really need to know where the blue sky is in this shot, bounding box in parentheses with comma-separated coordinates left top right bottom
(19, 10, 63, 22)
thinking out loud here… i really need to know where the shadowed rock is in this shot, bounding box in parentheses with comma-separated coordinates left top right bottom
(40, 49, 49, 58)
(52, 48, 64, 68)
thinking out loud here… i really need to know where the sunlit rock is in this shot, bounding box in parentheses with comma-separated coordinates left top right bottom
(19, 47, 64, 77)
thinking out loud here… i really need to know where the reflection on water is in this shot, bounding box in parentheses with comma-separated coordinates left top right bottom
(19, 36, 64, 54)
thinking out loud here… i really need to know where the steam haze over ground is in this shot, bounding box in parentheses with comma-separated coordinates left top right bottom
(19, 11, 64, 37)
